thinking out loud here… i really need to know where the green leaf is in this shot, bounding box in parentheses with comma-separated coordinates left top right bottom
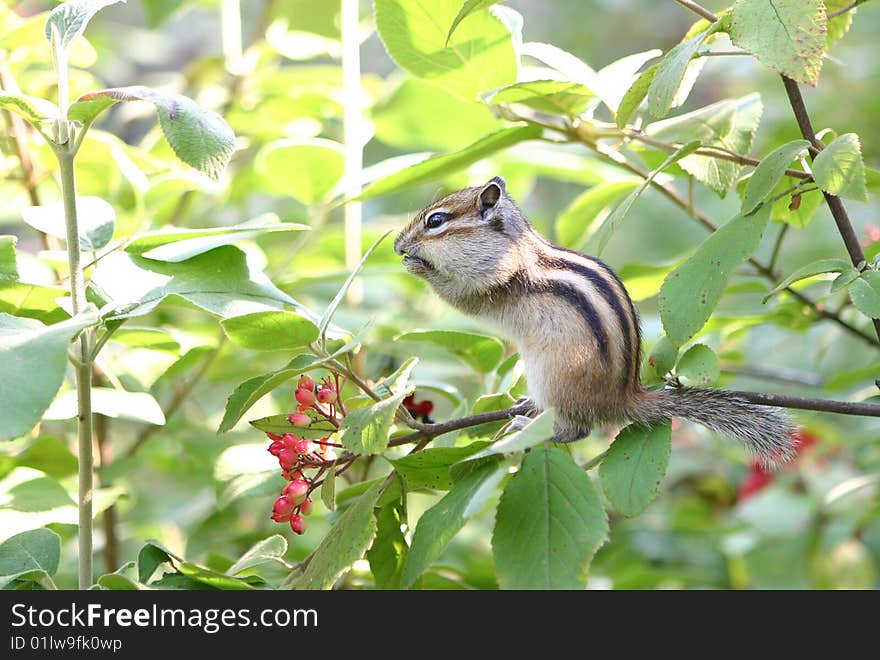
(599, 423, 672, 517)
(676, 344, 719, 386)
(0, 311, 98, 441)
(220, 354, 320, 433)
(255, 139, 346, 204)
(43, 387, 165, 426)
(97, 565, 147, 590)
(221, 310, 319, 351)
(390, 442, 491, 491)
(138, 542, 173, 583)
(647, 94, 763, 196)
(730, 0, 826, 86)
(291, 480, 385, 590)
(394, 329, 504, 373)
(248, 414, 337, 440)
(401, 460, 506, 588)
(21, 196, 115, 252)
(339, 358, 417, 455)
(659, 204, 771, 346)
(14, 436, 78, 478)
(848, 271, 880, 318)
(831, 267, 861, 293)
(367, 501, 408, 589)
(825, 0, 856, 50)
(375, 0, 518, 101)
(321, 463, 337, 511)
(763, 258, 852, 302)
(446, 0, 500, 43)
(647, 25, 716, 117)
(359, 126, 541, 200)
(616, 64, 657, 128)
(768, 177, 824, 227)
(0, 93, 58, 128)
(0, 236, 17, 281)
(590, 141, 700, 255)
(0, 283, 68, 324)
(125, 215, 310, 262)
(595, 49, 661, 114)
(91, 246, 300, 321)
(741, 140, 810, 214)
(226, 535, 287, 576)
(70, 86, 235, 180)
(555, 180, 641, 248)
(646, 336, 678, 379)
(490, 80, 594, 115)
(44, 0, 123, 51)
(318, 232, 390, 340)
(493, 447, 607, 589)
(812, 133, 868, 202)
(0, 528, 61, 588)
(466, 409, 555, 461)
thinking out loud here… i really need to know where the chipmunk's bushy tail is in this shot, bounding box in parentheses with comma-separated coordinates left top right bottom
(628, 387, 796, 467)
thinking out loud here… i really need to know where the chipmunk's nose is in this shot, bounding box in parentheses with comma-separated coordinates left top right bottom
(393, 232, 408, 255)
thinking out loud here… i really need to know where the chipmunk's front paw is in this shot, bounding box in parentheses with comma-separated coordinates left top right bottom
(512, 397, 539, 417)
(504, 414, 535, 434)
(551, 422, 590, 444)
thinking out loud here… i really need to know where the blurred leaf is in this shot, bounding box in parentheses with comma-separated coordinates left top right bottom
(367, 501, 408, 590)
(600, 423, 671, 517)
(730, 0, 825, 85)
(44, 0, 123, 51)
(619, 262, 677, 302)
(659, 205, 771, 346)
(44, 387, 165, 426)
(394, 330, 504, 373)
(21, 196, 115, 252)
(220, 354, 320, 433)
(401, 459, 506, 588)
(359, 126, 541, 200)
(0, 282, 68, 324)
(763, 258, 851, 302)
(825, 0, 856, 50)
(647, 94, 763, 196)
(0, 528, 61, 588)
(812, 539, 877, 589)
(126, 215, 309, 262)
(142, 0, 185, 28)
(226, 535, 288, 576)
(221, 310, 319, 351)
(14, 436, 77, 478)
(110, 327, 180, 352)
(590, 141, 700, 255)
(0, 93, 57, 129)
(555, 179, 641, 248)
(291, 480, 385, 590)
(676, 344, 719, 386)
(741, 140, 810, 214)
(0, 236, 17, 281)
(812, 133, 868, 202)
(70, 87, 235, 180)
(848, 271, 880, 318)
(390, 442, 490, 491)
(493, 447, 607, 588)
(256, 139, 345, 204)
(490, 80, 594, 115)
(375, 0, 517, 101)
(737, 490, 813, 536)
(0, 311, 98, 441)
(321, 463, 337, 511)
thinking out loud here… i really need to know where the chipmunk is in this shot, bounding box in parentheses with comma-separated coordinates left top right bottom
(394, 176, 796, 466)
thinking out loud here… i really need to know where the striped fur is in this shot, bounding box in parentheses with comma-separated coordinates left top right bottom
(394, 178, 796, 465)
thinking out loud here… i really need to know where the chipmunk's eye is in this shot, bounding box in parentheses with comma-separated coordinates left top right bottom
(425, 212, 450, 229)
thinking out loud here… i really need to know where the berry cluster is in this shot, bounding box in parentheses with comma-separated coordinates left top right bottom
(738, 428, 818, 500)
(265, 374, 342, 535)
(403, 393, 434, 423)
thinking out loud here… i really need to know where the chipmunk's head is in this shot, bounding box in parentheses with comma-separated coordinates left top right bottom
(394, 176, 532, 303)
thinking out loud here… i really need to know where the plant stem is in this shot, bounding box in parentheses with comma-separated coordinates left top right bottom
(729, 390, 880, 417)
(672, 0, 719, 22)
(828, 0, 869, 20)
(56, 147, 95, 589)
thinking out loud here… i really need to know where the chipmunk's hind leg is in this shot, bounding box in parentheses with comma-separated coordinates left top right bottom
(551, 421, 590, 444)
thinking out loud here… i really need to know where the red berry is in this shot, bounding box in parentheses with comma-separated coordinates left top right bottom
(288, 412, 311, 427)
(290, 514, 306, 535)
(283, 479, 309, 504)
(317, 387, 337, 404)
(791, 429, 818, 453)
(738, 461, 774, 500)
(277, 448, 297, 471)
(266, 432, 283, 442)
(293, 439, 314, 454)
(298, 375, 315, 391)
(267, 440, 284, 456)
(300, 498, 313, 515)
(296, 387, 316, 406)
(271, 510, 291, 523)
(273, 495, 295, 517)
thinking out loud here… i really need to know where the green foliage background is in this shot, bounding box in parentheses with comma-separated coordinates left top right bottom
(1, 0, 879, 589)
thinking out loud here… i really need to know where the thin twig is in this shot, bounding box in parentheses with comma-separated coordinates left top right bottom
(730, 390, 880, 417)
(769, 224, 789, 272)
(673, 0, 719, 22)
(828, 0, 869, 20)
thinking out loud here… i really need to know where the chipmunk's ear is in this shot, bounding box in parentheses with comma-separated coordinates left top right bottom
(477, 176, 506, 211)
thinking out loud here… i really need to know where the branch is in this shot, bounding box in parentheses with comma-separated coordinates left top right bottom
(730, 390, 880, 418)
(828, 0, 869, 20)
(673, 0, 719, 22)
(780, 76, 880, 344)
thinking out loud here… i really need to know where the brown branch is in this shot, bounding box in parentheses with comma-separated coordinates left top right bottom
(672, 0, 719, 22)
(828, 0, 869, 20)
(780, 76, 880, 344)
(730, 390, 880, 418)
